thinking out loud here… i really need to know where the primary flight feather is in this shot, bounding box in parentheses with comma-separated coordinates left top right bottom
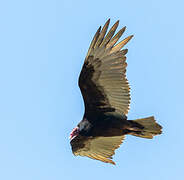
(69, 19, 162, 165)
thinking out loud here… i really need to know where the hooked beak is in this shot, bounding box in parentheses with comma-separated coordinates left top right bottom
(69, 127, 79, 140)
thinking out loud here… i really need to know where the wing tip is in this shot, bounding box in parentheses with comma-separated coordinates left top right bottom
(113, 20, 120, 30)
(130, 34, 134, 39)
(114, 20, 120, 26)
(122, 26, 126, 31)
(103, 19, 110, 29)
(106, 18, 110, 24)
(110, 160, 116, 165)
(128, 35, 134, 41)
(98, 26, 102, 32)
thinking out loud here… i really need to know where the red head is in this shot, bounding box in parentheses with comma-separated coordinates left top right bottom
(69, 127, 79, 140)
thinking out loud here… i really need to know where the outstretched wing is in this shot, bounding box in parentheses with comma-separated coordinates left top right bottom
(79, 19, 132, 116)
(70, 135, 125, 165)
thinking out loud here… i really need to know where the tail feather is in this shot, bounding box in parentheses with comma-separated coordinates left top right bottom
(129, 116, 162, 139)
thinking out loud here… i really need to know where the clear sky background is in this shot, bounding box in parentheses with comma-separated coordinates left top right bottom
(0, 0, 184, 179)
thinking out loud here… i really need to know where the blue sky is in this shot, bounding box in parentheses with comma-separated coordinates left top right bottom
(0, 0, 184, 179)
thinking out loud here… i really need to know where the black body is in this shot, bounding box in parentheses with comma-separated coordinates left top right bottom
(78, 112, 135, 137)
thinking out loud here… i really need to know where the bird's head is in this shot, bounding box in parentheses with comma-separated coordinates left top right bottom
(69, 118, 92, 140)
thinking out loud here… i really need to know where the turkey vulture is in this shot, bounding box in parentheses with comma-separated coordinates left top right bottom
(69, 19, 162, 165)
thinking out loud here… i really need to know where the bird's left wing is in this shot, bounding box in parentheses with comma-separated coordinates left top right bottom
(70, 135, 125, 165)
(79, 19, 133, 116)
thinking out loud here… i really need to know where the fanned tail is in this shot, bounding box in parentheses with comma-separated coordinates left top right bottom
(128, 116, 162, 139)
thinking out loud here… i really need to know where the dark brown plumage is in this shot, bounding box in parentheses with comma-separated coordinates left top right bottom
(69, 19, 162, 165)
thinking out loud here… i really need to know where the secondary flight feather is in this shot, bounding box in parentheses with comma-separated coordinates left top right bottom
(69, 19, 162, 165)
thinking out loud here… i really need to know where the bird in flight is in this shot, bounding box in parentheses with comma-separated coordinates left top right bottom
(69, 19, 162, 165)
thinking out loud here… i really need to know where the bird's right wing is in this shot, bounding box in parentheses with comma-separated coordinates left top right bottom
(70, 135, 125, 165)
(79, 19, 132, 116)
